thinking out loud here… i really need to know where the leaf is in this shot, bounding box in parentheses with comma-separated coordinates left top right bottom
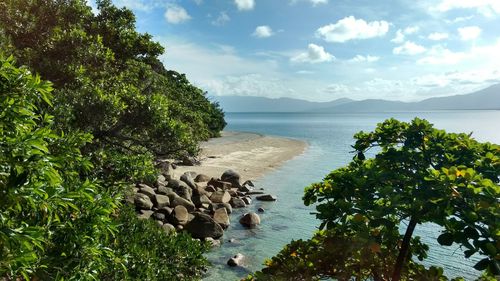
(437, 233, 454, 246)
(473, 258, 490, 271)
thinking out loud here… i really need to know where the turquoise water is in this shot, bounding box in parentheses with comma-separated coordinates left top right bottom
(203, 111, 500, 281)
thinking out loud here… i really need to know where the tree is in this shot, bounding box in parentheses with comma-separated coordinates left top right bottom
(249, 118, 499, 280)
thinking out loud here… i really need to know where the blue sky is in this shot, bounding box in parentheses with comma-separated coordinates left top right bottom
(88, 0, 500, 102)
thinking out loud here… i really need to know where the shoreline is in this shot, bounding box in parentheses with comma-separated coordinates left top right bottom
(174, 131, 308, 181)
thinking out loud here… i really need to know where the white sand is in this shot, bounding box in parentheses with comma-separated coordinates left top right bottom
(174, 131, 307, 181)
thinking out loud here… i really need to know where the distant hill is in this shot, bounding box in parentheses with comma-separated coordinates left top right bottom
(214, 84, 500, 112)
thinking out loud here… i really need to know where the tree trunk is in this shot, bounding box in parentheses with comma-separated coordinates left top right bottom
(391, 218, 417, 281)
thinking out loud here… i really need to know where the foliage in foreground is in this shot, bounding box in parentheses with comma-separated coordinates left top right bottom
(248, 118, 500, 281)
(0, 55, 208, 280)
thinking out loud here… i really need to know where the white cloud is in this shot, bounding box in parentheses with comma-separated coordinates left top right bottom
(310, 0, 328, 6)
(393, 41, 427, 55)
(404, 26, 420, 35)
(445, 15, 474, 23)
(291, 44, 335, 63)
(458, 26, 482, 40)
(418, 45, 467, 65)
(433, 0, 500, 17)
(253, 26, 274, 38)
(428, 32, 449, 41)
(235, 0, 255, 11)
(165, 5, 191, 24)
(316, 16, 390, 43)
(349, 55, 380, 63)
(391, 26, 420, 43)
(212, 11, 230, 26)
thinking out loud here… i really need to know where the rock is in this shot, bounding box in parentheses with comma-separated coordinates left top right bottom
(169, 205, 189, 225)
(227, 253, 245, 267)
(185, 213, 224, 239)
(153, 212, 166, 222)
(213, 207, 230, 229)
(236, 191, 246, 197)
(162, 223, 176, 234)
(137, 210, 154, 220)
(192, 194, 212, 207)
(212, 203, 232, 214)
(228, 189, 238, 197)
(176, 224, 184, 231)
(138, 184, 156, 200)
(238, 184, 251, 193)
(256, 194, 277, 201)
(208, 178, 232, 190)
(257, 207, 265, 213)
(134, 193, 153, 210)
(157, 185, 174, 196)
(206, 185, 217, 192)
(243, 180, 255, 187)
(195, 174, 211, 182)
(169, 179, 192, 200)
(156, 220, 164, 227)
(180, 172, 197, 189)
(229, 197, 246, 208)
(181, 156, 200, 166)
(228, 238, 236, 243)
(154, 194, 170, 208)
(205, 237, 221, 248)
(242, 197, 252, 205)
(239, 212, 261, 227)
(170, 195, 196, 212)
(210, 191, 231, 204)
(221, 169, 241, 188)
(157, 174, 167, 187)
(157, 161, 175, 180)
(157, 206, 173, 215)
(246, 191, 265, 195)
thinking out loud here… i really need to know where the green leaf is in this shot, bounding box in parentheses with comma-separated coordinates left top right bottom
(437, 233, 454, 246)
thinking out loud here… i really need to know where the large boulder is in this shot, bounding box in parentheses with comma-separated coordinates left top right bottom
(221, 169, 241, 188)
(169, 205, 189, 225)
(212, 203, 233, 214)
(192, 194, 212, 207)
(195, 174, 211, 182)
(213, 207, 230, 229)
(239, 212, 261, 227)
(227, 253, 245, 267)
(169, 179, 192, 200)
(137, 184, 155, 200)
(210, 191, 231, 204)
(154, 194, 170, 208)
(185, 213, 224, 239)
(157, 185, 175, 196)
(170, 195, 196, 212)
(256, 194, 277, 201)
(229, 197, 246, 208)
(134, 193, 153, 210)
(180, 172, 197, 189)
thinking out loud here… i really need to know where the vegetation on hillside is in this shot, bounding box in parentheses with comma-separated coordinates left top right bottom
(0, 0, 224, 279)
(248, 118, 500, 281)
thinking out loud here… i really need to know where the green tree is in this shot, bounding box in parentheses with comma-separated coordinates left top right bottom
(249, 118, 499, 281)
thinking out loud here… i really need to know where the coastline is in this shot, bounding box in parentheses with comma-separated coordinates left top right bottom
(174, 131, 307, 181)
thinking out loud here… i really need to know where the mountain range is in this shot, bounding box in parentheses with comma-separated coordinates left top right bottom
(213, 83, 500, 113)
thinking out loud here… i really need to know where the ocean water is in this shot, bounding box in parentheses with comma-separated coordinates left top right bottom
(203, 111, 500, 281)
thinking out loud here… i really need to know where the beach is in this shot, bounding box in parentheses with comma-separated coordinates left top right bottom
(174, 131, 307, 181)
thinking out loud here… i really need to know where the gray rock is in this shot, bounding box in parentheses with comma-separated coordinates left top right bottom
(192, 194, 212, 207)
(221, 169, 241, 188)
(212, 203, 232, 214)
(169, 205, 189, 225)
(169, 179, 193, 200)
(157, 161, 175, 180)
(181, 156, 200, 166)
(185, 213, 224, 239)
(134, 193, 153, 210)
(229, 197, 246, 208)
(238, 184, 252, 193)
(156, 220, 164, 227)
(227, 253, 245, 267)
(157, 174, 167, 187)
(242, 197, 252, 205)
(246, 191, 265, 195)
(208, 178, 232, 190)
(138, 184, 156, 200)
(210, 191, 231, 204)
(243, 180, 254, 187)
(213, 207, 230, 229)
(195, 174, 211, 182)
(256, 194, 277, 201)
(157, 206, 173, 215)
(228, 189, 238, 197)
(206, 185, 217, 192)
(257, 207, 265, 213)
(170, 195, 196, 212)
(162, 223, 176, 235)
(154, 194, 170, 208)
(205, 237, 221, 248)
(239, 212, 261, 227)
(137, 210, 154, 220)
(180, 172, 197, 189)
(153, 212, 166, 222)
(157, 185, 174, 196)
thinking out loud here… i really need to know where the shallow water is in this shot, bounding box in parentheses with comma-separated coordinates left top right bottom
(203, 111, 500, 281)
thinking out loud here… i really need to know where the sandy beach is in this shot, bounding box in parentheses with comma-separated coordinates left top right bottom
(174, 131, 307, 181)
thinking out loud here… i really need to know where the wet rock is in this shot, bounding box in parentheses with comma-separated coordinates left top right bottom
(256, 194, 277, 201)
(239, 212, 261, 227)
(205, 237, 221, 248)
(229, 197, 246, 208)
(246, 191, 265, 195)
(227, 253, 245, 267)
(257, 207, 265, 213)
(242, 197, 252, 205)
(185, 213, 224, 239)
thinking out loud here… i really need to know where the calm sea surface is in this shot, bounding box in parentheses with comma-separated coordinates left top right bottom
(203, 111, 500, 281)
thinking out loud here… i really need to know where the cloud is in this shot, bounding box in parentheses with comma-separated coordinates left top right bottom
(433, 0, 500, 17)
(349, 55, 380, 63)
(445, 15, 474, 23)
(165, 5, 191, 24)
(310, 0, 328, 6)
(212, 11, 230, 26)
(428, 32, 449, 41)
(458, 26, 482, 40)
(291, 44, 335, 63)
(235, 0, 255, 11)
(418, 45, 466, 64)
(391, 26, 420, 44)
(316, 16, 390, 43)
(393, 41, 427, 55)
(253, 26, 274, 38)
(194, 0, 203, 4)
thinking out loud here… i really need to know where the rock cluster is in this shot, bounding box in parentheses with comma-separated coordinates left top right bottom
(130, 163, 277, 244)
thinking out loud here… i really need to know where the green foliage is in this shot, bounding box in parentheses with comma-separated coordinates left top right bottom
(250, 118, 499, 280)
(100, 206, 209, 281)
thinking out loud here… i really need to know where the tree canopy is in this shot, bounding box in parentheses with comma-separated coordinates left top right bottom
(248, 118, 500, 281)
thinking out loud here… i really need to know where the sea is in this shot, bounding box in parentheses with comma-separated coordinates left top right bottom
(203, 110, 500, 281)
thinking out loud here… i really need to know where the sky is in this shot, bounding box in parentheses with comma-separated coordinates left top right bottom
(88, 0, 500, 102)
